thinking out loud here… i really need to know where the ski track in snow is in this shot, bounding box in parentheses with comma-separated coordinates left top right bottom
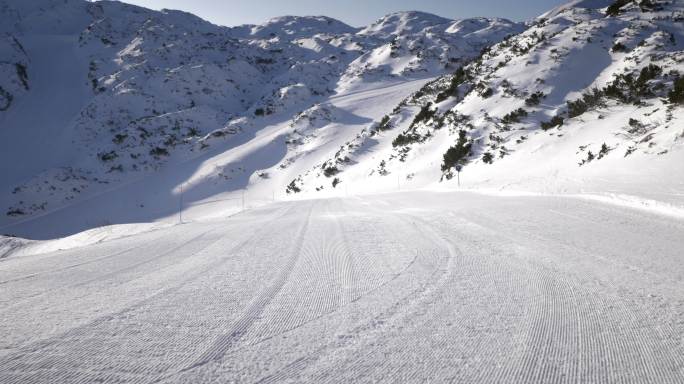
(1, 192, 684, 383)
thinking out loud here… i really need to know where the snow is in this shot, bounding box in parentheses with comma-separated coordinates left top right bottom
(0, 0, 681, 232)
(539, 0, 614, 20)
(0, 79, 430, 239)
(288, 0, 684, 215)
(244, 16, 358, 40)
(1, 191, 684, 382)
(0, 1, 522, 237)
(1, 0, 684, 381)
(358, 11, 451, 38)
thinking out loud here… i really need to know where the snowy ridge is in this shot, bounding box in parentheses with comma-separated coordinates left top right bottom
(236, 15, 358, 39)
(358, 11, 452, 38)
(539, 0, 614, 19)
(340, 16, 523, 91)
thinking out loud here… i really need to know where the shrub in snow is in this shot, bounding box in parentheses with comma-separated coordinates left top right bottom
(579, 149, 597, 166)
(482, 152, 494, 164)
(375, 115, 392, 132)
(586, 151, 595, 162)
(627, 118, 649, 134)
(567, 88, 605, 118)
(624, 146, 637, 157)
(149, 147, 169, 157)
(541, 116, 564, 130)
(112, 134, 127, 144)
(163, 135, 179, 147)
(501, 108, 528, 125)
(432, 113, 446, 130)
(525, 91, 546, 106)
(6, 208, 25, 217)
(669, 76, 684, 104)
(441, 130, 471, 173)
(479, 87, 494, 99)
(322, 165, 339, 177)
(435, 67, 469, 103)
(378, 160, 389, 176)
(612, 42, 629, 53)
(597, 143, 612, 159)
(636, 64, 662, 87)
(98, 151, 118, 162)
(286, 180, 301, 194)
(606, 0, 633, 17)
(605, 64, 662, 104)
(409, 103, 436, 129)
(392, 132, 423, 147)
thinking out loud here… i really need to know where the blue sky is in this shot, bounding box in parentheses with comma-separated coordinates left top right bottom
(119, 0, 569, 27)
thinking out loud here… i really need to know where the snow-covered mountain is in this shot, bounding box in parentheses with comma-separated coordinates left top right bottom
(359, 11, 451, 38)
(230, 15, 359, 39)
(288, 0, 684, 201)
(1, 0, 683, 239)
(342, 14, 520, 90)
(0, 0, 521, 238)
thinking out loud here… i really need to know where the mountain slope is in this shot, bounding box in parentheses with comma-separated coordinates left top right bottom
(2, 0, 683, 239)
(358, 11, 452, 38)
(287, 0, 684, 204)
(0, 0, 521, 238)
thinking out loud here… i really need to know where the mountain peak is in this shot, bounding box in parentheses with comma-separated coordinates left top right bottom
(243, 15, 357, 39)
(538, 0, 615, 19)
(358, 10, 452, 38)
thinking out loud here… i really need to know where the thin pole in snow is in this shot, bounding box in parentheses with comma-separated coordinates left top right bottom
(454, 165, 462, 188)
(179, 183, 183, 224)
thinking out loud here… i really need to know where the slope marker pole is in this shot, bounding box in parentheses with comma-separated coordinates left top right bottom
(179, 183, 183, 224)
(455, 164, 462, 188)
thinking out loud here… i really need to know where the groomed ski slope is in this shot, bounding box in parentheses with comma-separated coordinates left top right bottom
(1, 191, 684, 383)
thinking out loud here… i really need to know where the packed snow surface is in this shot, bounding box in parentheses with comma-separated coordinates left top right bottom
(1, 191, 684, 383)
